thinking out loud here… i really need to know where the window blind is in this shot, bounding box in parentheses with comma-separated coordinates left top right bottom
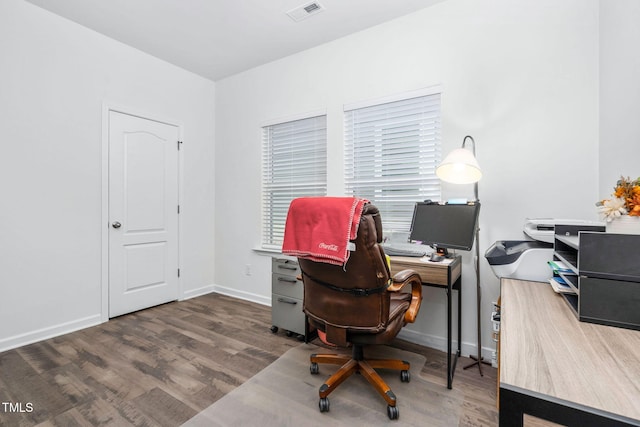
(261, 115, 327, 249)
(344, 92, 441, 233)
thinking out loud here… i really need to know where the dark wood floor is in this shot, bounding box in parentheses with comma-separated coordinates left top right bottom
(0, 293, 499, 426)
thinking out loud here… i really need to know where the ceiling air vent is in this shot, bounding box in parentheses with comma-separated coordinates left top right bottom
(286, 1, 325, 22)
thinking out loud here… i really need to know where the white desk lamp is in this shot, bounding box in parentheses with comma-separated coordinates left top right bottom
(436, 135, 488, 376)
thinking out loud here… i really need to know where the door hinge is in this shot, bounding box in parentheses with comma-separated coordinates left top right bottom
(178, 268, 181, 277)
(177, 205, 180, 214)
(177, 140, 183, 150)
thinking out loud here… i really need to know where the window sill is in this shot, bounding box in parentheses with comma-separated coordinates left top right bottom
(252, 247, 290, 257)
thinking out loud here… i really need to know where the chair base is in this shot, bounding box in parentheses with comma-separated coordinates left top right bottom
(310, 345, 410, 413)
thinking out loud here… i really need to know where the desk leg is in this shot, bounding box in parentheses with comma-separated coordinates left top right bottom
(457, 276, 462, 357)
(447, 283, 452, 389)
(499, 388, 524, 427)
(447, 277, 462, 390)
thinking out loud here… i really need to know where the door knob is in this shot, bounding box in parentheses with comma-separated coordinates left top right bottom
(112, 221, 122, 229)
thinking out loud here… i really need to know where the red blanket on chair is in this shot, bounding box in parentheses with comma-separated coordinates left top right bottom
(282, 197, 368, 265)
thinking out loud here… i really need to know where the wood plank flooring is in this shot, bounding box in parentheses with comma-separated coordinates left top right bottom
(0, 293, 500, 426)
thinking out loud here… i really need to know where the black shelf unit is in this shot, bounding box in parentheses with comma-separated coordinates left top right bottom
(553, 225, 603, 305)
(553, 224, 640, 330)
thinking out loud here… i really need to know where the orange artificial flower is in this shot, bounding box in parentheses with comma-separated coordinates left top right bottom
(629, 186, 640, 216)
(613, 176, 640, 216)
(597, 176, 640, 220)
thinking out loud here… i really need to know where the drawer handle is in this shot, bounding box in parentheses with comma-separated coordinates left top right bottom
(277, 298, 298, 305)
(277, 265, 298, 271)
(277, 277, 298, 284)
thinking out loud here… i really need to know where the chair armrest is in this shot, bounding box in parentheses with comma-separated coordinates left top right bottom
(388, 269, 422, 324)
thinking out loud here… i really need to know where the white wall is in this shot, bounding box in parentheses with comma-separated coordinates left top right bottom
(3, 0, 635, 360)
(599, 0, 640, 198)
(0, 0, 216, 351)
(214, 0, 601, 358)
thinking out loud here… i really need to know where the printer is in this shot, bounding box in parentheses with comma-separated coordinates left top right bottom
(485, 219, 601, 282)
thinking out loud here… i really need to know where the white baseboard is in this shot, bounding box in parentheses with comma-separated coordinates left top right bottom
(0, 287, 494, 366)
(0, 314, 103, 353)
(181, 284, 217, 300)
(0, 287, 268, 353)
(209, 288, 496, 363)
(210, 284, 271, 307)
(397, 328, 495, 363)
(397, 328, 447, 352)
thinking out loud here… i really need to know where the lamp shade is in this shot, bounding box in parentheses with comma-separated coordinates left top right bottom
(436, 148, 482, 184)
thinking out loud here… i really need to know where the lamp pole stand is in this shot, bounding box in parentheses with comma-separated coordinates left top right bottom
(462, 223, 490, 375)
(437, 135, 488, 376)
(462, 157, 490, 376)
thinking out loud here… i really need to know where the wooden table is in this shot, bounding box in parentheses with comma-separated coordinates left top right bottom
(389, 255, 462, 389)
(500, 278, 640, 426)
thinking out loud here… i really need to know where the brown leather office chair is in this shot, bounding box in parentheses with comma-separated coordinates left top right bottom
(297, 202, 422, 420)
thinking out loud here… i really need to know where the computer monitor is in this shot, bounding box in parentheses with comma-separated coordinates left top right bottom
(409, 202, 481, 254)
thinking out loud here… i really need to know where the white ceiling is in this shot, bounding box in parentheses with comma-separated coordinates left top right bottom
(25, 0, 444, 81)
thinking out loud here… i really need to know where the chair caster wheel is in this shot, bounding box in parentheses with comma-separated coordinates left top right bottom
(400, 370, 410, 382)
(387, 405, 399, 420)
(286, 330, 294, 337)
(270, 326, 278, 334)
(310, 362, 319, 374)
(319, 397, 330, 412)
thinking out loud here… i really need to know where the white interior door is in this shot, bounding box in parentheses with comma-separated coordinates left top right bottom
(108, 111, 179, 317)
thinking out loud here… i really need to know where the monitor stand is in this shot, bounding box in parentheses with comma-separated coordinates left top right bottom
(435, 247, 449, 257)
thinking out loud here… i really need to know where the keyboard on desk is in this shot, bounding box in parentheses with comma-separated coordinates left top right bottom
(382, 245, 427, 257)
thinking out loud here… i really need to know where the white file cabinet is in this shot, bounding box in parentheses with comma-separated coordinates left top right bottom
(270, 257, 305, 337)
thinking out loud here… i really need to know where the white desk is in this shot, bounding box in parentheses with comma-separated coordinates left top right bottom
(500, 279, 640, 426)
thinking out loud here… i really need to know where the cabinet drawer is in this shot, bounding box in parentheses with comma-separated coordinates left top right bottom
(272, 273, 303, 299)
(580, 233, 640, 282)
(580, 277, 640, 330)
(271, 293, 305, 335)
(272, 258, 300, 276)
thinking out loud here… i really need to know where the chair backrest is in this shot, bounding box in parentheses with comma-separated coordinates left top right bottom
(299, 203, 392, 345)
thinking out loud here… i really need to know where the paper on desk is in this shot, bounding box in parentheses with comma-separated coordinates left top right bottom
(419, 257, 454, 264)
(549, 277, 574, 294)
(547, 260, 573, 273)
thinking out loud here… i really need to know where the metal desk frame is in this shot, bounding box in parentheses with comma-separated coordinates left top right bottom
(389, 255, 462, 389)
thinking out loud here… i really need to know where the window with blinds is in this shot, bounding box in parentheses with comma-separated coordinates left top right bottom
(344, 90, 442, 233)
(261, 115, 327, 249)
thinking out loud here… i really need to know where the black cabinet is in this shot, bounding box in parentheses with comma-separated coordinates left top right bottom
(579, 232, 640, 330)
(553, 225, 640, 331)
